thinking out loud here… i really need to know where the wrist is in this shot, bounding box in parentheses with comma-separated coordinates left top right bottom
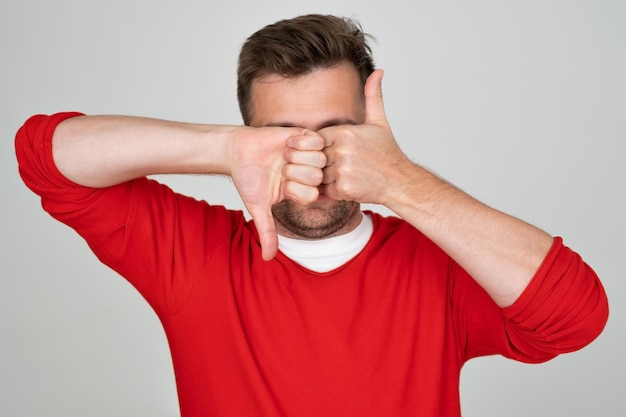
(383, 162, 453, 219)
(195, 125, 243, 176)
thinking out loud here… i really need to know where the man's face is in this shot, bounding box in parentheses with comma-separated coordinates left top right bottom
(249, 62, 366, 239)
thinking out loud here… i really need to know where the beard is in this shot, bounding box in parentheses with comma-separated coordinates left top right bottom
(271, 199, 360, 239)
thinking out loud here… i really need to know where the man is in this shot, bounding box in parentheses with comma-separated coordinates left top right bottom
(16, 14, 608, 417)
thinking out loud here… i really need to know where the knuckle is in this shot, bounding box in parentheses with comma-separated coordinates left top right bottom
(336, 181, 352, 197)
(288, 184, 318, 205)
(317, 152, 327, 168)
(311, 168, 324, 185)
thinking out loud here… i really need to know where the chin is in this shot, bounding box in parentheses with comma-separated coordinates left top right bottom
(272, 199, 360, 239)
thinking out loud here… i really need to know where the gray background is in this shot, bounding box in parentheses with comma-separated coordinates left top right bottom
(1, 0, 624, 416)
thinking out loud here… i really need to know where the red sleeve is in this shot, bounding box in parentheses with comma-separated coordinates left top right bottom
(457, 237, 609, 363)
(16, 113, 85, 198)
(15, 113, 242, 317)
(502, 237, 609, 355)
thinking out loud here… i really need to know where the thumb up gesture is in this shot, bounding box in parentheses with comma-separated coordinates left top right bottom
(320, 69, 411, 206)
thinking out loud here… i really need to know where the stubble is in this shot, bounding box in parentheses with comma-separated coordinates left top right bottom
(272, 200, 360, 239)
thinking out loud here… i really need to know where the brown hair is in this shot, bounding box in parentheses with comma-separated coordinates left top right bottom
(237, 14, 376, 125)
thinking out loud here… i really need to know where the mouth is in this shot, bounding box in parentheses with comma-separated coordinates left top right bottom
(316, 186, 329, 201)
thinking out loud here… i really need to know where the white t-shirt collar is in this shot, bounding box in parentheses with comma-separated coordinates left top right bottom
(277, 213, 373, 273)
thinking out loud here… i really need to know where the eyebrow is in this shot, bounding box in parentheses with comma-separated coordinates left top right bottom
(266, 118, 359, 130)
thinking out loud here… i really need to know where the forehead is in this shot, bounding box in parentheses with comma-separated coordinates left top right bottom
(249, 62, 365, 130)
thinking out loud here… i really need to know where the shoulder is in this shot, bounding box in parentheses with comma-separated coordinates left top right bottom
(366, 210, 450, 262)
(367, 210, 422, 238)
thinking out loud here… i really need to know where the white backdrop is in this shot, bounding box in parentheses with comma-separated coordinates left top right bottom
(1, 1, 624, 416)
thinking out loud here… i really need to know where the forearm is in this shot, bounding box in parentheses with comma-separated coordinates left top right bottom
(318, 70, 568, 307)
(386, 162, 554, 307)
(52, 115, 236, 187)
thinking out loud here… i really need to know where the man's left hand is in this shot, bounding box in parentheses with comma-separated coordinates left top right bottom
(318, 69, 412, 206)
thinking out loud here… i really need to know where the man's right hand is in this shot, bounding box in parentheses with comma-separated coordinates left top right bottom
(51, 115, 325, 261)
(229, 127, 326, 260)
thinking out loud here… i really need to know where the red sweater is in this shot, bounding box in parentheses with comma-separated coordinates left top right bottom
(16, 113, 608, 417)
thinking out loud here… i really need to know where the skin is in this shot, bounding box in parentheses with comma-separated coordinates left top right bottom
(249, 62, 554, 307)
(248, 63, 365, 240)
(52, 61, 554, 307)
